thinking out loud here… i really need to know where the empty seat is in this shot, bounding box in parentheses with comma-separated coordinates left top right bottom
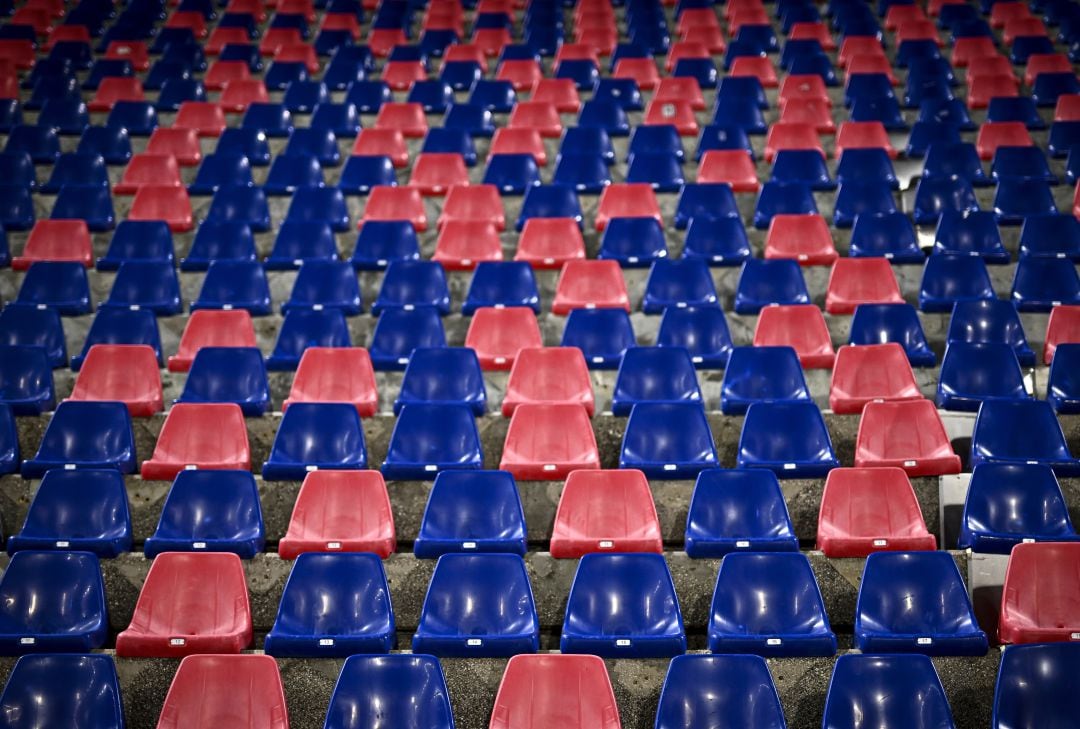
(154, 655, 287, 729)
(433, 220, 502, 270)
(96, 220, 174, 271)
(611, 347, 702, 416)
(350, 220, 421, 271)
(960, 463, 1079, 553)
(462, 262, 539, 315)
(551, 259, 631, 315)
(919, 254, 996, 312)
(414, 469, 526, 557)
(561, 552, 685, 657)
(140, 403, 250, 481)
(933, 211, 1008, 262)
(685, 468, 799, 558)
(516, 185, 584, 231)
(0, 654, 124, 728)
(992, 644, 1080, 728)
(1045, 304, 1080, 364)
(0, 552, 107, 654)
(382, 403, 483, 479)
(1000, 542, 1080, 644)
(945, 298, 1035, 366)
(361, 186, 428, 231)
(68, 344, 162, 416)
(738, 401, 840, 477)
(597, 217, 667, 268)
(655, 655, 786, 729)
(145, 470, 263, 558)
(0, 185, 34, 231)
(15, 261, 91, 315)
(101, 260, 182, 315)
(192, 260, 272, 315)
(620, 402, 718, 478)
(818, 466, 936, 557)
(697, 149, 759, 192)
(1049, 343, 1080, 413)
(182, 220, 259, 271)
(0, 346, 53, 415)
(281, 261, 362, 315)
(465, 306, 543, 371)
(971, 399, 1079, 476)
(21, 401, 135, 478)
(373, 260, 450, 315)
(264, 221, 337, 271)
(176, 347, 268, 416)
(489, 654, 620, 729)
(393, 347, 486, 415)
(263, 403, 366, 481)
(12, 219, 92, 270)
(547, 469, 660, 558)
(674, 183, 740, 229)
(825, 257, 905, 315)
(822, 655, 956, 728)
(753, 304, 836, 369)
(682, 216, 751, 266)
(829, 343, 923, 414)
(71, 308, 161, 372)
(324, 654, 453, 729)
(560, 308, 636, 370)
(1018, 213, 1080, 260)
(720, 346, 811, 415)
(856, 398, 961, 475)
(0, 307, 65, 368)
(763, 213, 837, 265)
(937, 342, 1028, 411)
(641, 259, 718, 313)
(500, 402, 599, 479)
(1011, 257, 1080, 311)
(282, 347, 377, 416)
(369, 308, 446, 371)
(734, 259, 811, 314)
(167, 310, 255, 373)
(913, 176, 980, 225)
(502, 347, 592, 417)
(278, 470, 395, 560)
(439, 184, 505, 229)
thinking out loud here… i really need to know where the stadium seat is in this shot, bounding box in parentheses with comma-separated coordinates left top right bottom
(0, 551, 107, 654)
(1011, 257, 1080, 311)
(642, 259, 719, 313)
(412, 469, 526, 558)
(709, 551, 836, 656)
(993, 179, 1058, 224)
(362, 186, 428, 231)
(551, 259, 630, 315)
(491, 653, 621, 728)
(283, 347, 377, 417)
(50, 184, 115, 231)
(0, 345, 54, 415)
(204, 185, 270, 232)
(5, 125, 59, 165)
(737, 401, 840, 477)
(14, 261, 90, 315)
(596, 217, 665, 268)
(500, 403, 600, 479)
(697, 149, 759, 192)
(943, 300, 1034, 368)
(188, 155, 254, 195)
(829, 343, 923, 414)
(98, 259, 181, 315)
(833, 181, 899, 228)
(620, 402, 718, 478)
(919, 254, 996, 312)
(432, 220, 502, 270)
(681, 216, 751, 266)
(140, 403, 250, 480)
(559, 308, 636, 370)
(855, 551, 988, 655)
(352, 128, 409, 168)
(460, 262, 538, 314)
(68, 344, 162, 416)
(369, 307, 447, 371)
(277, 470, 395, 560)
(734, 259, 811, 314)
(267, 308, 349, 368)
(1045, 304, 1080, 364)
(382, 403, 483, 479)
(653, 307, 730, 370)
(391, 347, 486, 415)
(546, 469, 661, 558)
(167, 310, 255, 373)
(674, 182, 739, 229)
(971, 399, 1079, 475)
(500, 346, 591, 416)
(655, 655, 786, 729)
(937, 342, 1028, 411)
(999, 542, 1080, 644)
(264, 401, 367, 479)
(1018, 213, 1080, 260)
(772, 150, 834, 191)
(42, 155, 108, 198)
(464, 306, 541, 370)
(439, 185, 504, 230)
(933, 210, 1009, 262)
(825, 257, 905, 314)
(685, 467, 799, 558)
(822, 655, 956, 727)
(913, 176, 980, 225)
(286, 186, 350, 231)
(264, 222, 337, 270)
(854, 399, 961, 475)
(0, 307, 65, 369)
(176, 347, 269, 416)
(992, 644, 1080, 729)
(154, 654, 286, 729)
(611, 346, 702, 416)
(281, 261, 362, 315)
(96, 220, 174, 271)
(350, 221, 421, 270)
(145, 469, 263, 558)
(0, 185, 34, 231)
(720, 346, 811, 416)
(753, 304, 836, 369)
(21, 400, 135, 478)
(0, 654, 124, 728)
(323, 654, 452, 729)
(1049, 343, 1080, 413)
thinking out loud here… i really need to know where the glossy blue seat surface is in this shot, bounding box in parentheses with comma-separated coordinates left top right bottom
(381, 403, 483, 479)
(96, 220, 174, 271)
(612, 346, 703, 416)
(373, 260, 451, 315)
(323, 654, 454, 729)
(145, 469, 264, 558)
(823, 654, 956, 729)
(414, 470, 527, 558)
(0, 654, 125, 729)
(462, 262, 540, 315)
(685, 468, 800, 558)
(737, 401, 840, 478)
(936, 342, 1029, 411)
(176, 346, 270, 416)
(641, 258, 719, 313)
(560, 308, 636, 370)
(263, 402, 367, 480)
(720, 346, 811, 415)
(734, 259, 811, 314)
(191, 260, 272, 316)
(0, 345, 54, 416)
(369, 307, 447, 371)
(946, 299, 1036, 367)
(396, 347, 486, 415)
(971, 399, 1080, 476)
(619, 402, 719, 479)
(21, 401, 135, 478)
(992, 644, 1080, 729)
(655, 655, 788, 729)
(71, 308, 162, 372)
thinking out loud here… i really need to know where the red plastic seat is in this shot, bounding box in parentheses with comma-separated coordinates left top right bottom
(854, 399, 962, 476)
(816, 467, 936, 557)
(12, 219, 92, 270)
(677, 7, 720, 34)
(896, 19, 942, 45)
(779, 74, 831, 105)
(1003, 17, 1048, 45)
(1023, 53, 1072, 87)
(352, 128, 409, 167)
(829, 343, 923, 414)
(361, 186, 428, 231)
(382, 60, 427, 91)
(0, 41, 34, 70)
(838, 37, 887, 68)
(990, 1, 1032, 27)
(275, 43, 319, 74)
(778, 97, 836, 134)
(444, 43, 487, 66)
(555, 42, 600, 65)
(226, 0, 267, 22)
(409, 153, 470, 196)
(367, 28, 408, 56)
(259, 27, 304, 55)
(88, 76, 144, 112)
(835, 121, 896, 159)
(490, 654, 620, 729)
(753, 304, 836, 369)
(508, 101, 563, 138)
(115, 154, 183, 195)
(156, 655, 287, 729)
(205, 60, 251, 91)
(999, 542, 1080, 644)
(728, 6, 769, 33)
(219, 79, 269, 112)
(952, 36, 998, 67)
(499, 403, 600, 479)
(965, 54, 1014, 82)
(278, 470, 395, 559)
(550, 468, 661, 557)
(474, 27, 513, 57)
(825, 257, 904, 314)
(68, 344, 164, 417)
(884, 3, 927, 30)
(44, 24, 89, 50)
(1074, 180, 1080, 216)
(643, 98, 700, 136)
(1045, 305, 1080, 364)
(490, 127, 547, 165)
(613, 58, 660, 90)
(596, 183, 662, 231)
(375, 102, 428, 138)
(116, 552, 252, 657)
(976, 122, 1033, 160)
(433, 220, 502, 269)
(497, 59, 543, 91)
(665, 41, 709, 73)
(129, 185, 194, 232)
(967, 74, 1020, 109)
(283, 347, 378, 416)
(654, 77, 706, 111)
(105, 41, 150, 71)
(141, 403, 251, 480)
(730, 56, 778, 87)
(321, 13, 361, 39)
(146, 127, 202, 166)
(169, 310, 257, 372)
(1054, 94, 1080, 121)
(439, 184, 505, 230)
(765, 122, 825, 162)
(279, 0, 316, 22)
(207, 26, 252, 55)
(166, 10, 207, 37)
(764, 214, 837, 265)
(788, 21, 836, 50)
(929, 0, 966, 14)
(552, 259, 630, 314)
(530, 78, 581, 113)
(697, 150, 759, 193)
(465, 306, 543, 370)
(680, 24, 726, 54)
(10, 5, 51, 34)
(515, 217, 587, 268)
(846, 54, 898, 84)
(502, 347, 594, 416)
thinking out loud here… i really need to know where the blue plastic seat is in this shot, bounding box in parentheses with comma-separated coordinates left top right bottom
(849, 303, 935, 366)
(284, 128, 340, 167)
(325, 57, 370, 94)
(673, 57, 718, 87)
(15, 262, 91, 315)
(36, 98, 90, 136)
(0, 403, 15, 476)
(338, 155, 397, 195)
(516, 184, 583, 231)
(483, 154, 542, 195)
(1033, 72, 1080, 107)
(674, 182, 739, 228)
(717, 76, 769, 109)
(555, 59, 599, 90)
(145, 469, 264, 558)
(611, 347, 702, 416)
(105, 101, 157, 136)
(205, 185, 272, 232)
(708, 551, 835, 656)
(560, 308, 636, 370)
(687, 467, 798, 557)
(556, 131, 614, 173)
(191, 260, 272, 315)
(310, 102, 361, 138)
(181, 221, 257, 271)
(144, 60, 193, 93)
(216, 128, 271, 166)
(711, 95, 768, 135)
(1048, 120, 1080, 158)
(642, 258, 717, 312)
(50, 185, 114, 232)
(281, 255, 359, 308)
(619, 402, 718, 478)
(440, 60, 480, 93)
(833, 180, 898, 228)
(992, 146, 1057, 184)
(423, 128, 477, 166)
(738, 401, 839, 477)
(265, 222, 338, 270)
(264, 155, 323, 195)
(933, 210, 1009, 262)
(771, 149, 833, 190)
(413, 552, 537, 656)
(21, 401, 135, 478)
(176, 346, 270, 416)
(628, 125, 683, 164)
(97, 220, 174, 271)
(462, 262, 540, 315)
(0, 346, 53, 416)
(591, 79, 643, 112)
(241, 102, 293, 138)
(26, 76, 81, 111)
(836, 148, 897, 189)
(0, 653, 124, 727)
(994, 179, 1059, 224)
(986, 97, 1045, 130)
(444, 102, 496, 137)
(415, 470, 526, 557)
(552, 153, 612, 194)
(918, 254, 995, 312)
(0, 552, 108, 653)
(282, 80, 328, 114)
(0, 152, 34, 191)
(383, 402, 483, 479)
(369, 307, 446, 371)
(76, 125, 131, 165)
(904, 73, 953, 109)
(1049, 343, 1080, 413)
(855, 551, 988, 655)
(655, 655, 787, 729)
(407, 80, 453, 114)
(0, 185, 33, 230)
(1019, 213, 1080, 260)
(263, 403, 367, 480)
(753, 182, 817, 229)
(906, 121, 961, 158)
(0, 307, 66, 368)
(560, 552, 685, 658)
(99, 260, 181, 316)
(625, 153, 685, 193)
(848, 212, 923, 261)
(373, 260, 451, 315)
(732, 24, 778, 54)
(824, 654, 957, 728)
(155, 78, 205, 112)
(323, 654, 454, 729)
(267, 309, 352, 370)
(0, 98, 20, 133)
(655, 306, 733, 369)
(1011, 256, 1080, 311)
(992, 644, 1080, 729)
(469, 79, 516, 113)
(937, 342, 1028, 411)
(188, 155, 254, 196)
(845, 74, 895, 108)
(350, 220, 420, 270)
(71, 308, 161, 371)
(395, 347, 486, 415)
(577, 99, 631, 136)
(972, 399, 1080, 475)
(922, 142, 989, 185)
(946, 299, 1036, 367)
(733, 259, 811, 314)
(914, 175, 982, 225)
(1011, 35, 1059, 64)
(681, 216, 751, 266)
(597, 217, 666, 267)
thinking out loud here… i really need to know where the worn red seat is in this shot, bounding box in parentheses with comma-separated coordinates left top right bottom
(12, 219, 92, 270)
(367, 28, 408, 56)
(764, 214, 838, 265)
(166, 10, 207, 37)
(219, 79, 269, 113)
(765, 122, 825, 162)
(530, 78, 581, 113)
(361, 186, 428, 231)
(829, 343, 923, 414)
(952, 36, 998, 67)
(677, 7, 720, 34)
(321, 13, 361, 39)
(596, 183, 662, 231)
(275, 43, 319, 74)
(753, 304, 836, 369)
(552, 259, 630, 314)
(613, 58, 661, 90)
(433, 220, 503, 269)
(205, 60, 251, 91)
(839, 37, 886, 68)
(105, 40, 149, 71)
(465, 306, 543, 370)
(854, 399, 962, 476)
(665, 40, 709, 72)
(382, 60, 427, 91)
(116, 552, 252, 657)
(779, 74, 831, 105)
(129, 185, 193, 232)
(555, 42, 600, 65)
(439, 184, 506, 230)
(788, 21, 836, 50)
(680, 24, 726, 54)
(967, 74, 1020, 109)
(730, 56, 778, 87)
(966, 55, 1015, 82)
(999, 542, 1080, 644)
(88, 77, 143, 112)
(817, 467, 936, 557)
(835, 121, 896, 159)
(168, 310, 257, 372)
(175, 102, 227, 137)
(508, 101, 563, 138)
(896, 18, 943, 45)
(1045, 305, 1080, 364)
(643, 98, 699, 136)
(146, 127, 202, 166)
(514, 217, 587, 268)
(283, 347, 378, 416)
(140, 403, 251, 480)
(728, 5, 769, 32)
(474, 27, 513, 57)
(409, 153, 470, 196)
(550, 469, 661, 557)
(825, 257, 904, 314)
(352, 128, 409, 167)
(1023, 53, 1072, 87)
(114, 154, 183, 195)
(976, 122, 1033, 160)
(44, 24, 89, 50)
(68, 344, 163, 417)
(846, 54, 898, 84)
(497, 59, 543, 91)
(260, 27, 304, 55)
(990, 1, 1032, 27)
(778, 98, 836, 133)
(444, 42, 487, 65)
(490, 654, 620, 729)
(1054, 94, 1080, 121)
(207, 26, 252, 55)
(374, 102, 428, 138)
(490, 127, 547, 165)
(278, 470, 395, 559)
(1003, 17, 1048, 45)
(499, 403, 600, 479)
(502, 347, 594, 416)
(156, 655, 287, 729)
(0, 40, 34, 70)
(654, 77, 706, 111)
(697, 150, 759, 193)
